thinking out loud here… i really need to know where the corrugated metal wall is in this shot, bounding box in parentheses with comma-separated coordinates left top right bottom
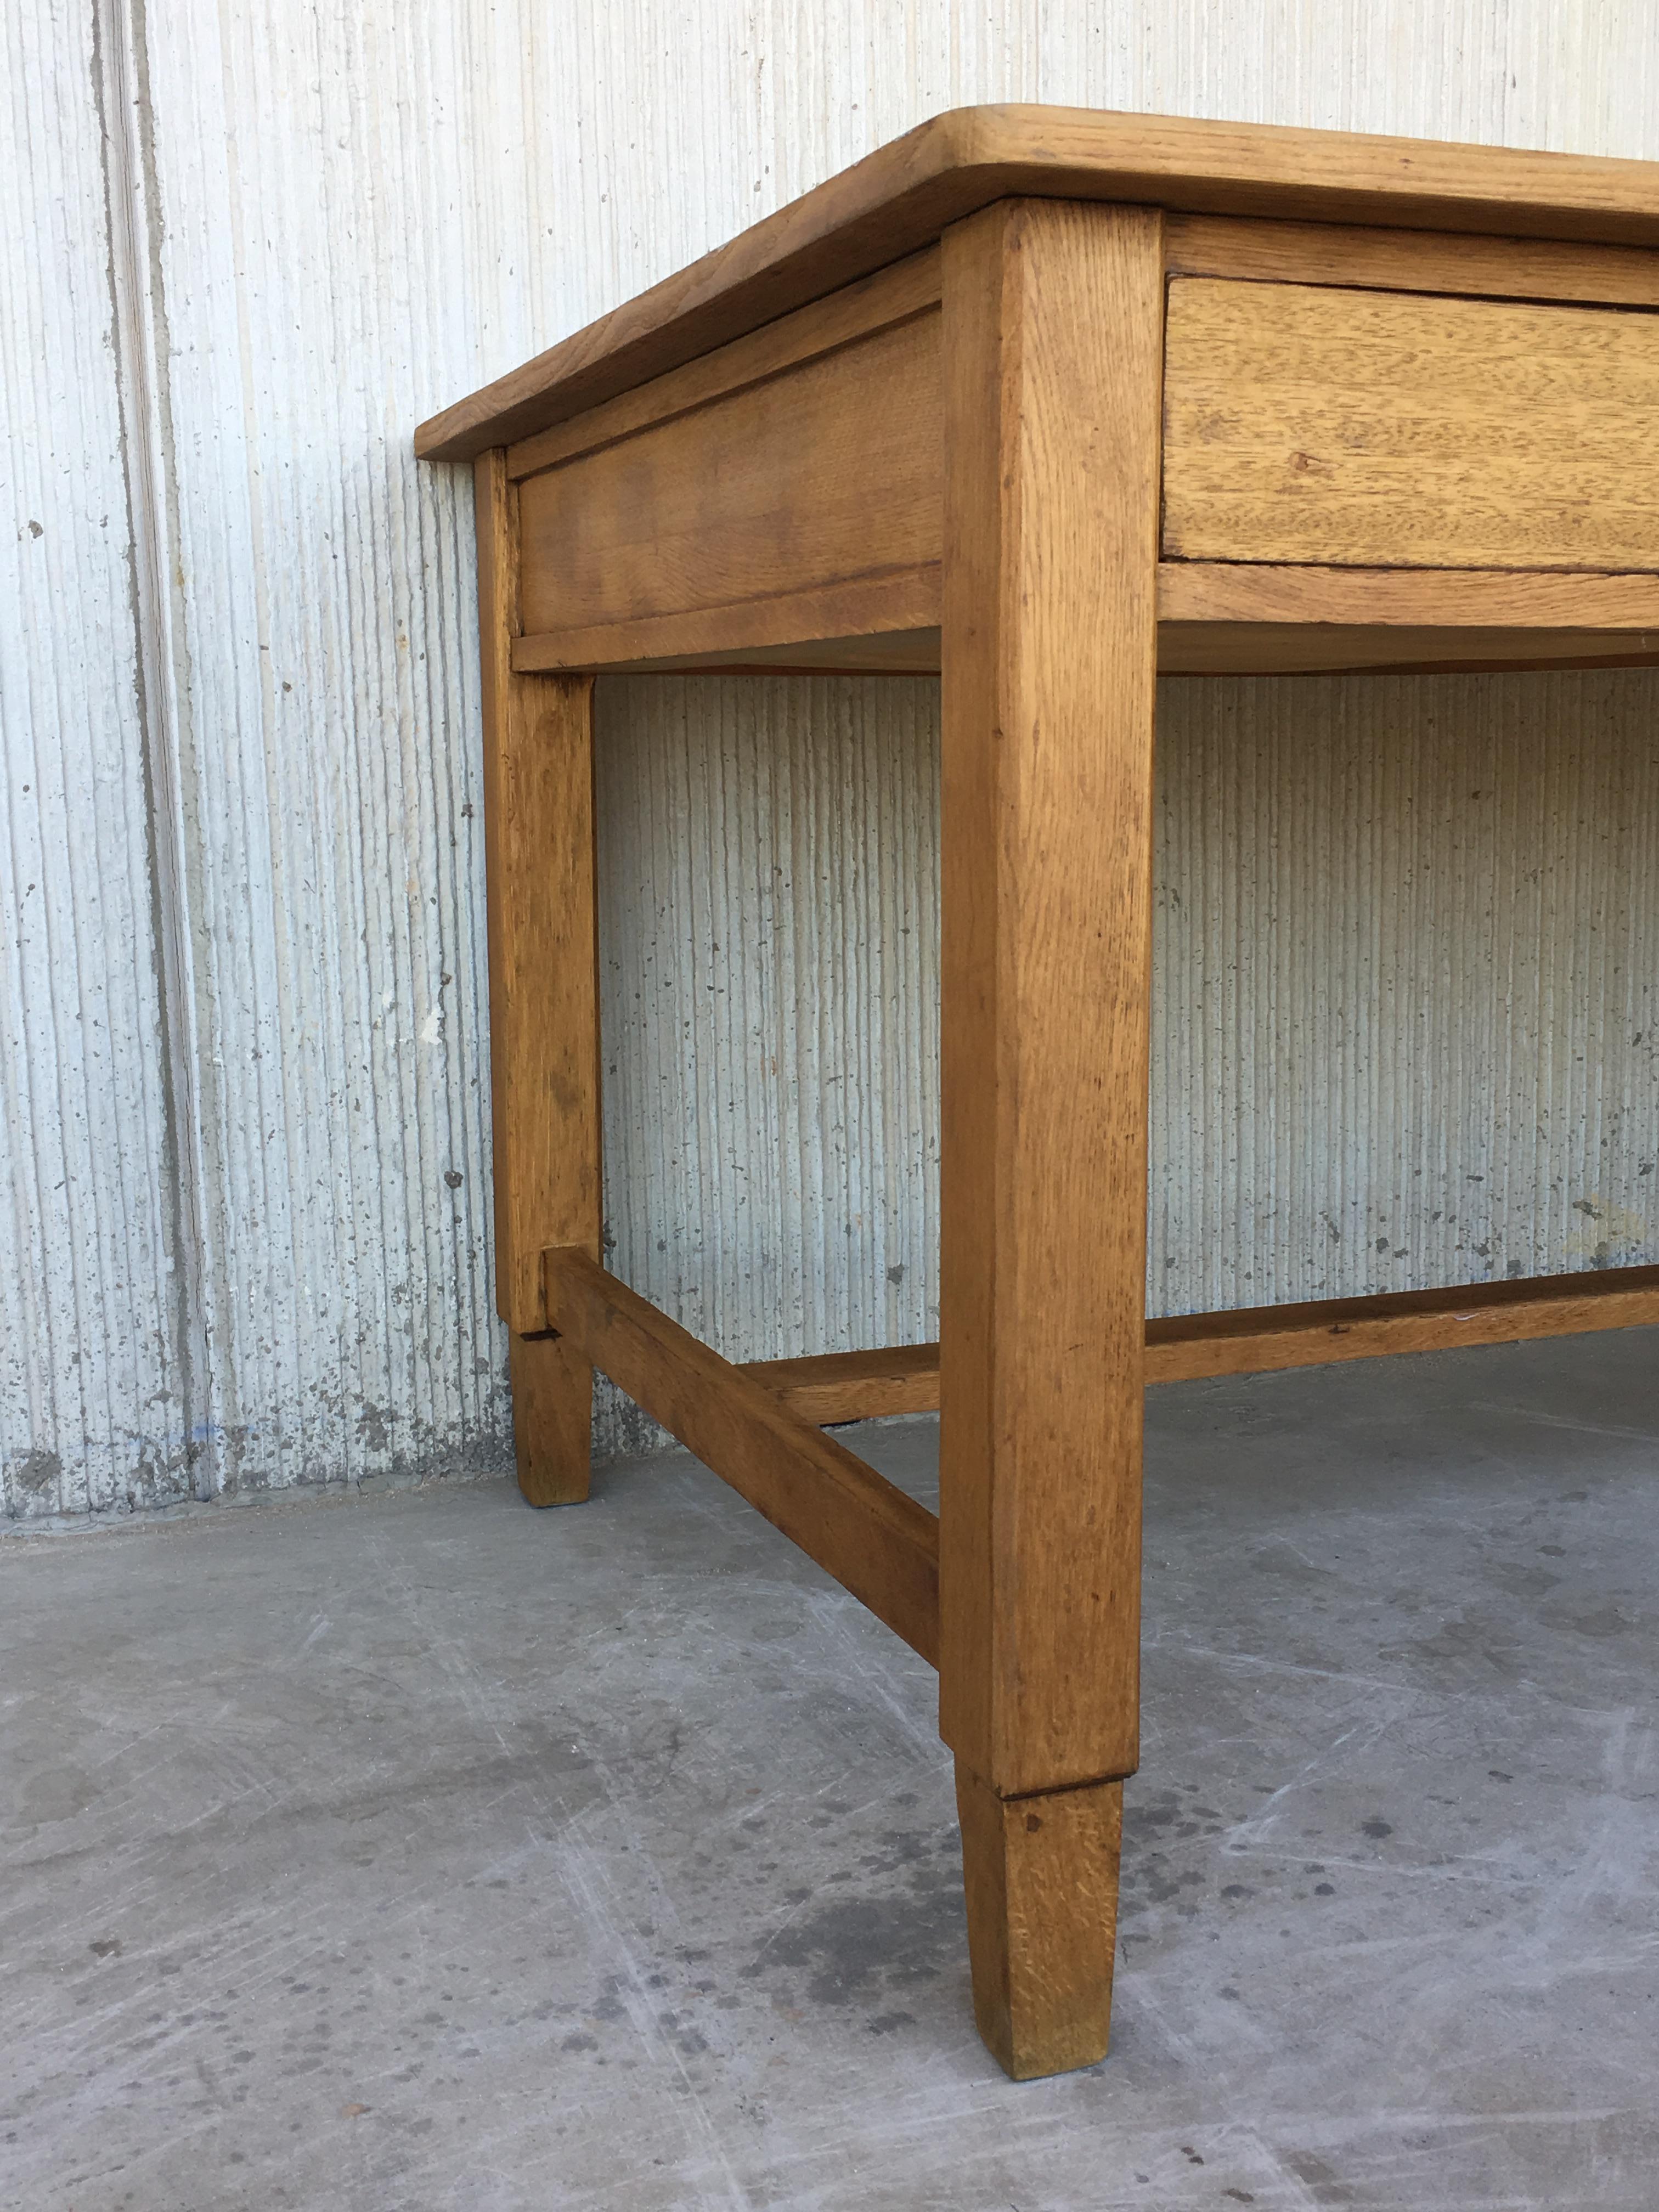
(2, 0, 183, 1517)
(5, 1, 1658, 1518)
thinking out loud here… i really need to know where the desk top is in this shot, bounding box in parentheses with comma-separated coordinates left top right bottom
(416, 105, 1659, 462)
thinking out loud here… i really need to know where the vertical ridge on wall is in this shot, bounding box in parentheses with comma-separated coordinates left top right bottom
(128, 1, 508, 1494)
(92, 0, 217, 1500)
(1, 0, 180, 1517)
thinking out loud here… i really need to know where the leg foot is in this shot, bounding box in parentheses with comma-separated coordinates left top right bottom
(509, 1331, 592, 1506)
(955, 1762, 1124, 2079)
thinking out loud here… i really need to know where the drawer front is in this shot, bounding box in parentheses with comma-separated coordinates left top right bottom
(1162, 277, 1659, 572)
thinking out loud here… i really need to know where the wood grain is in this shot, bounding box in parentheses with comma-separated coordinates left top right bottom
(938, 199, 1162, 1803)
(507, 1332, 593, 1506)
(416, 106, 1659, 460)
(474, 454, 602, 1344)
(1159, 562, 1659, 629)
(1146, 1265, 1659, 1380)
(516, 309, 940, 637)
(506, 249, 940, 481)
(955, 1767, 1124, 2080)
(511, 566, 1659, 678)
(542, 1247, 940, 1663)
(745, 1342, 941, 1423)
(511, 571, 940, 674)
(475, 452, 602, 1505)
(1165, 212, 1659, 304)
(733, 1265, 1659, 1422)
(512, 627, 946, 678)
(1159, 562, 1659, 673)
(1160, 628, 1659, 676)
(1164, 278, 1659, 573)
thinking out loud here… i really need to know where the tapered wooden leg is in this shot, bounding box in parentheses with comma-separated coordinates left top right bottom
(938, 201, 1163, 2074)
(475, 450, 601, 1505)
(508, 1333, 593, 1505)
(956, 1765, 1125, 2078)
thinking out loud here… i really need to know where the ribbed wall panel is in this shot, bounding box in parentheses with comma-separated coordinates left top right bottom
(137, 3, 509, 1492)
(1149, 674, 1659, 1308)
(0, 1, 181, 1518)
(594, 679, 943, 1457)
(6, 0, 1659, 1513)
(591, 674, 1659, 1469)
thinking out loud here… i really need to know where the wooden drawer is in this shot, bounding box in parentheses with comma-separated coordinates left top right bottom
(1162, 278, 1659, 572)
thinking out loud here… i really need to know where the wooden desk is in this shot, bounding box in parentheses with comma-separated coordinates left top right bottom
(418, 107, 1659, 2080)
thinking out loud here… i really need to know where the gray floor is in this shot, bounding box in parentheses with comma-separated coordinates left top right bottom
(3, 1333, 1656, 2211)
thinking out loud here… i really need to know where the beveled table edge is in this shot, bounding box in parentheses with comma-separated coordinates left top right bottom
(415, 104, 1659, 462)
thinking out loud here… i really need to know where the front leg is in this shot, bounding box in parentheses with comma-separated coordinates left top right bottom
(937, 198, 1163, 2076)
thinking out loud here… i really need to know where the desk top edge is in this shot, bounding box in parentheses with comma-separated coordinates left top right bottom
(415, 103, 1659, 463)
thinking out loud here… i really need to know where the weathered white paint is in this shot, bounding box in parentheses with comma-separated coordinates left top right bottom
(595, 676, 945, 1457)
(597, 674, 1659, 1418)
(1149, 674, 1659, 1305)
(1, 0, 183, 1517)
(5, 1, 1658, 1515)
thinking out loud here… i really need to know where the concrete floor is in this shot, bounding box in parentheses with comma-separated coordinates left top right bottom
(2, 1333, 1656, 2211)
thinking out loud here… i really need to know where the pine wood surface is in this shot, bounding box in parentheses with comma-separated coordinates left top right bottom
(937, 199, 1162, 1802)
(511, 567, 1659, 677)
(1158, 563, 1659, 674)
(955, 1768, 1125, 2079)
(516, 309, 939, 637)
(745, 1342, 942, 1422)
(1164, 211, 1659, 303)
(1159, 562, 1659, 628)
(506, 1333, 593, 1507)
(1164, 279, 1659, 573)
(511, 625, 950, 678)
(1159, 628, 1659, 676)
(509, 572, 940, 675)
(473, 455, 601, 1341)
